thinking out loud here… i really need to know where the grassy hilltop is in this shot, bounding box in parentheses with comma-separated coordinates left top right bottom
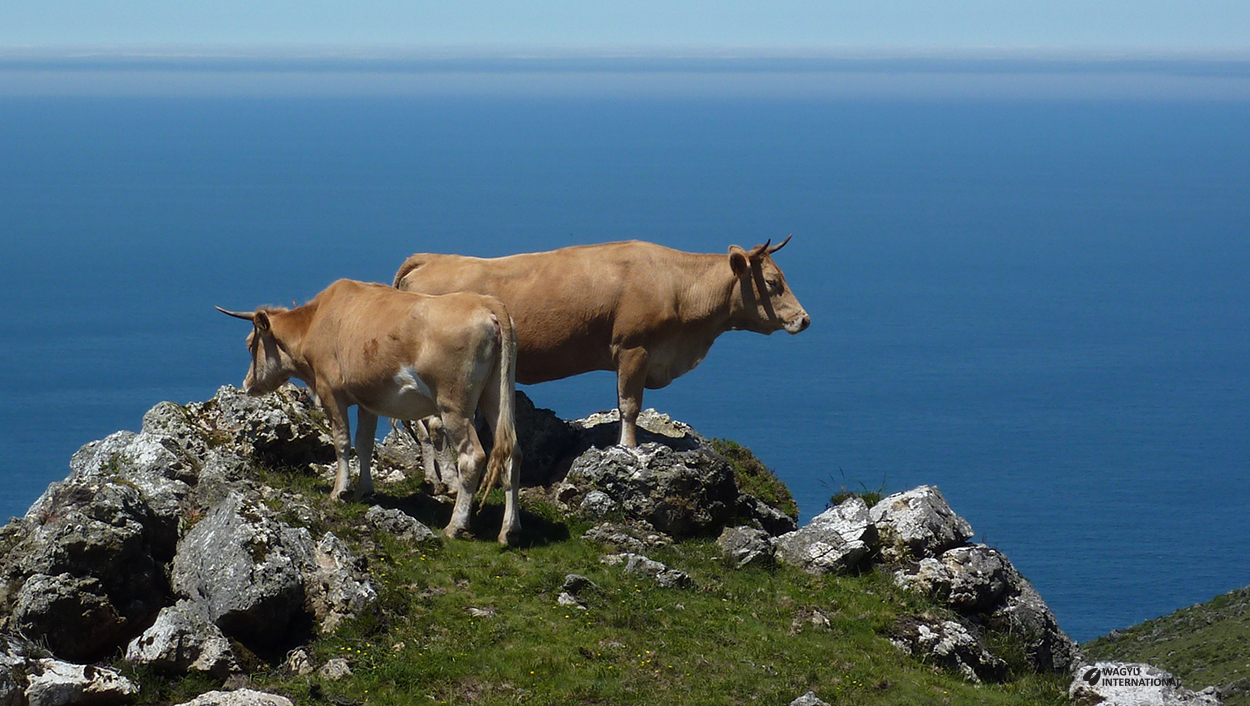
(114, 465, 1069, 706)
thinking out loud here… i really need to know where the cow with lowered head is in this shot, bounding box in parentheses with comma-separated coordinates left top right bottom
(394, 237, 810, 447)
(218, 278, 523, 545)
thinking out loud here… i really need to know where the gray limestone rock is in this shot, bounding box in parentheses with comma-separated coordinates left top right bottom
(790, 692, 831, 706)
(125, 600, 239, 676)
(893, 544, 1014, 613)
(773, 497, 876, 575)
(736, 494, 799, 536)
(364, 506, 440, 545)
(24, 658, 140, 706)
(716, 526, 775, 568)
(305, 532, 377, 632)
(170, 491, 314, 647)
(581, 521, 672, 553)
(870, 486, 973, 563)
(601, 553, 693, 589)
(565, 443, 737, 537)
(894, 543, 1079, 673)
(890, 614, 1006, 684)
(174, 689, 296, 706)
(986, 579, 1080, 673)
(186, 384, 334, 469)
(5, 473, 171, 660)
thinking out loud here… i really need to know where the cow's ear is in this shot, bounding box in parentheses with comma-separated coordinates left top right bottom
(728, 245, 750, 276)
(254, 310, 271, 334)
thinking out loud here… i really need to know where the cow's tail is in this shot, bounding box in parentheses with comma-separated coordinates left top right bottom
(477, 306, 520, 506)
(392, 254, 428, 289)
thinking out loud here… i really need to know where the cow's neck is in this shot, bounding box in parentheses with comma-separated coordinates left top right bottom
(270, 303, 321, 384)
(684, 252, 747, 337)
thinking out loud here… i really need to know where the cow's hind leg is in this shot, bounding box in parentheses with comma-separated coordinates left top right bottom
(353, 409, 378, 500)
(441, 410, 487, 539)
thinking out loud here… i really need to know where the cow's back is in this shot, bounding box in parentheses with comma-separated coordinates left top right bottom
(394, 242, 699, 384)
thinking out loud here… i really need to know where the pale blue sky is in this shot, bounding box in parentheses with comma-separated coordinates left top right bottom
(2, 1, 1249, 54)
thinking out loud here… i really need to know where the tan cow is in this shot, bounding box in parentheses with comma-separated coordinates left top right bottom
(394, 237, 810, 447)
(218, 279, 522, 545)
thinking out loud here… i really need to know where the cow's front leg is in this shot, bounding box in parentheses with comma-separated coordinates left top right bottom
(323, 393, 354, 503)
(441, 410, 486, 539)
(616, 347, 649, 447)
(354, 409, 378, 500)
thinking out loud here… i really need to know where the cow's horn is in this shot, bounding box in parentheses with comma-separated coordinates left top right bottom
(216, 306, 255, 322)
(766, 234, 792, 254)
(748, 239, 771, 258)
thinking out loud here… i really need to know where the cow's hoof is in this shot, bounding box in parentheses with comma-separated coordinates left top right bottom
(443, 526, 473, 540)
(497, 529, 522, 547)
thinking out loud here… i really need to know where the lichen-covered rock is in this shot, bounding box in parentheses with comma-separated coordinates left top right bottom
(790, 691, 831, 706)
(773, 497, 876, 575)
(870, 486, 973, 563)
(894, 543, 1079, 673)
(24, 657, 140, 706)
(601, 553, 693, 589)
(126, 600, 239, 676)
(171, 491, 314, 647)
(1070, 662, 1223, 706)
(894, 544, 1014, 613)
(3, 473, 172, 660)
(565, 444, 738, 537)
(1, 634, 49, 704)
(175, 688, 296, 706)
(572, 408, 705, 453)
(365, 506, 439, 545)
(890, 614, 1006, 684)
(581, 521, 672, 553)
(717, 526, 775, 568)
(306, 532, 377, 633)
(185, 384, 334, 468)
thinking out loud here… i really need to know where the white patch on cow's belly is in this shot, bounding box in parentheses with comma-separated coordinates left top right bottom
(374, 365, 438, 420)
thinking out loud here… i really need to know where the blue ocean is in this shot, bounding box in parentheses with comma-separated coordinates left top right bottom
(1, 59, 1248, 643)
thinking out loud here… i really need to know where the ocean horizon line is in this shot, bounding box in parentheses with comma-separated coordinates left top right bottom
(3, 50, 1250, 100)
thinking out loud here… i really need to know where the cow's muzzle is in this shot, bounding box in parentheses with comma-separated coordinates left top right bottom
(784, 312, 811, 334)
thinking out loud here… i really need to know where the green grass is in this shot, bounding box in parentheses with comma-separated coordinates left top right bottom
(1083, 587, 1250, 705)
(120, 486, 1068, 706)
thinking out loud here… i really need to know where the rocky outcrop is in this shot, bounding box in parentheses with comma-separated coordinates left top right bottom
(751, 486, 1078, 680)
(0, 382, 1085, 701)
(893, 543, 1079, 673)
(0, 384, 376, 673)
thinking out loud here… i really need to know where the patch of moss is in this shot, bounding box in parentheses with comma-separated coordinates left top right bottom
(710, 438, 798, 519)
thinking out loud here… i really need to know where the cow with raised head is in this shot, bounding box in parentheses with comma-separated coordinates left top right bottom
(218, 278, 522, 545)
(394, 237, 810, 447)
